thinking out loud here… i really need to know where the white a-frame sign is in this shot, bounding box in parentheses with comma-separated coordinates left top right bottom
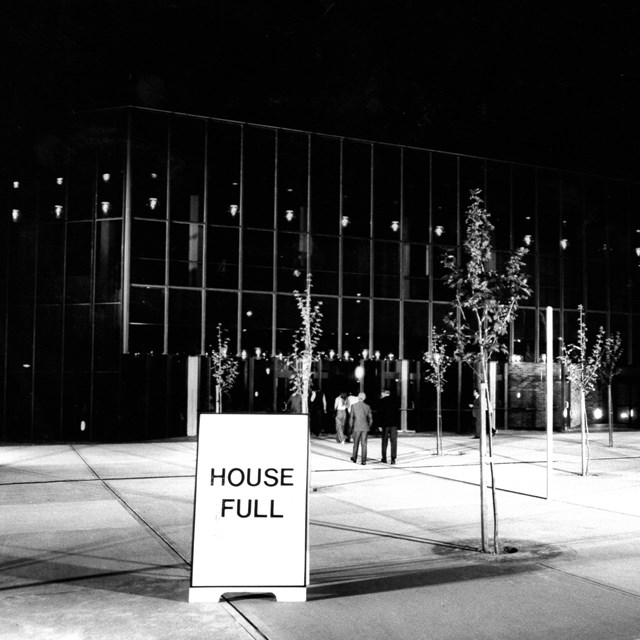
(189, 413, 309, 602)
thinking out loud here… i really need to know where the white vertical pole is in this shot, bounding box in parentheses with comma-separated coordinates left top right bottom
(400, 359, 409, 432)
(546, 306, 553, 499)
(187, 356, 200, 437)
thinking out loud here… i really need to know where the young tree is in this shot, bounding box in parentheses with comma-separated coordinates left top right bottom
(423, 328, 454, 455)
(210, 323, 239, 413)
(600, 332, 623, 447)
(288, 274, 323, 414)
(443, 189, 532, 554)
(559, 305, 605, 475)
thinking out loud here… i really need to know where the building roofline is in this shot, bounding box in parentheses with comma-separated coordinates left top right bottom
(39, 105, 640, 185)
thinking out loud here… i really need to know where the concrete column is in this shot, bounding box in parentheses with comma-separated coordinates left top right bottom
(400, 359, 409, 432)
(187, 356, 200, 436)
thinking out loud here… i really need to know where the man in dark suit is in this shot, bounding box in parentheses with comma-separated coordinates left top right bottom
(349, 392, 372, 465)
(378, 389, 400, 464)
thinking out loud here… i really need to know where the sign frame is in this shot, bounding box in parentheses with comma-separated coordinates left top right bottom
(189, 412, 310, 603)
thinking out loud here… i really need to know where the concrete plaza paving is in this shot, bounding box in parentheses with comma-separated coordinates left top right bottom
(1, 428, 640, 639)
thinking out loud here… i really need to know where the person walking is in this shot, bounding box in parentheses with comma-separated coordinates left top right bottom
(378, 389, 400, 464)
(471, 389, 481, 438)
(309, 384, 326, 437)
(471, 388, 496, 437)
(349, 392, 372, 465)
(333, 392, 349, 443)
(345, 392, 359, 443)
(286, 389, 303, 414)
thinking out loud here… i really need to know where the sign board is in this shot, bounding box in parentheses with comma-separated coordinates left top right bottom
(189, 413, 309, 603)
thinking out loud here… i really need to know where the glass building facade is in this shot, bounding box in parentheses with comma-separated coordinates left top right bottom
(1, 106, 639, 441)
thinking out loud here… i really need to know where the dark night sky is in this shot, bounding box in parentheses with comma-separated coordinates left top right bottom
(3, 0, 640, 180)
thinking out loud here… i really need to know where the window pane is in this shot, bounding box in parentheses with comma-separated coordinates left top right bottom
(205, 291, 238, 353)
(374, 241, 399, 298)
(563, 258, 583, 309)
(513, 308, 536, 361)
(277, 231, 307, 293)
(241, 292, 272, 353)
(243, 127, 275, 229)
(343, 238, 370, 297)
(278, 131, 308, 231)
(207, 226, 239, 289)
(7, 306, 34, 370)
(67, 142, 95, 221)
(560, 175, 584, 260)
(276, 293, 298, 355)
(404, 301, 429, 358)
(486, 161, 511, 251)
(404, 243, 429, 300)
(168, 288, 202, 354)
(169, 222, 203, 287)
(207, 121, 241, 226)
(131, 220, 166, 285)
(66, 222, 92, 302)
(310, 136, 340, 234)
(310, 235, 339, 295)
(317, 296, 338, 355)
(65, 304, 91, 370)
(95, 220, 122, 302)
(131, 109, 169, 220)
(373, 145, 401, 240)
(431, 154, 458, 245)
(610, 260, 629, 312)
(35, 305, 62, 371)
(342, 141, 371, 237)
(130, 286, 164, 324)
(512, 166, 536, 251)
(243, 229, 274, 291)
(34, 372, 61, 440)
(169, 116, 205, 222)
(539, 170, 561, 255)
(586, 261, 606, 311)
(539, 255, 560, 308)
(9, 225, 36, 305)
(343, 297, 369, 356)
(129, 286, 165, 354)
(36, 223, 64, 304)
(403, 149, 429, 242)
(373, 300, 399, 357)
(94, 303, 121, 371)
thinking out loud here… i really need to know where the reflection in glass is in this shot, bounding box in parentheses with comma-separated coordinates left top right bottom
(343, 297, 369, 355)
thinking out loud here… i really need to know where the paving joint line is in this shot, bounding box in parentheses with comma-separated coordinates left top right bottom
(536, 562, 640, 600)
(69, 445, 191, 568)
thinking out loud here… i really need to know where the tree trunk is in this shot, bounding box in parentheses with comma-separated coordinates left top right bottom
(479, 381, 489, 553)
(215, 384, 222, 414)
(608, 382, 613, 448)
(436, 384, 442, 455)
(484, 383, 501, 554)
(580, 390, 589, 476)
